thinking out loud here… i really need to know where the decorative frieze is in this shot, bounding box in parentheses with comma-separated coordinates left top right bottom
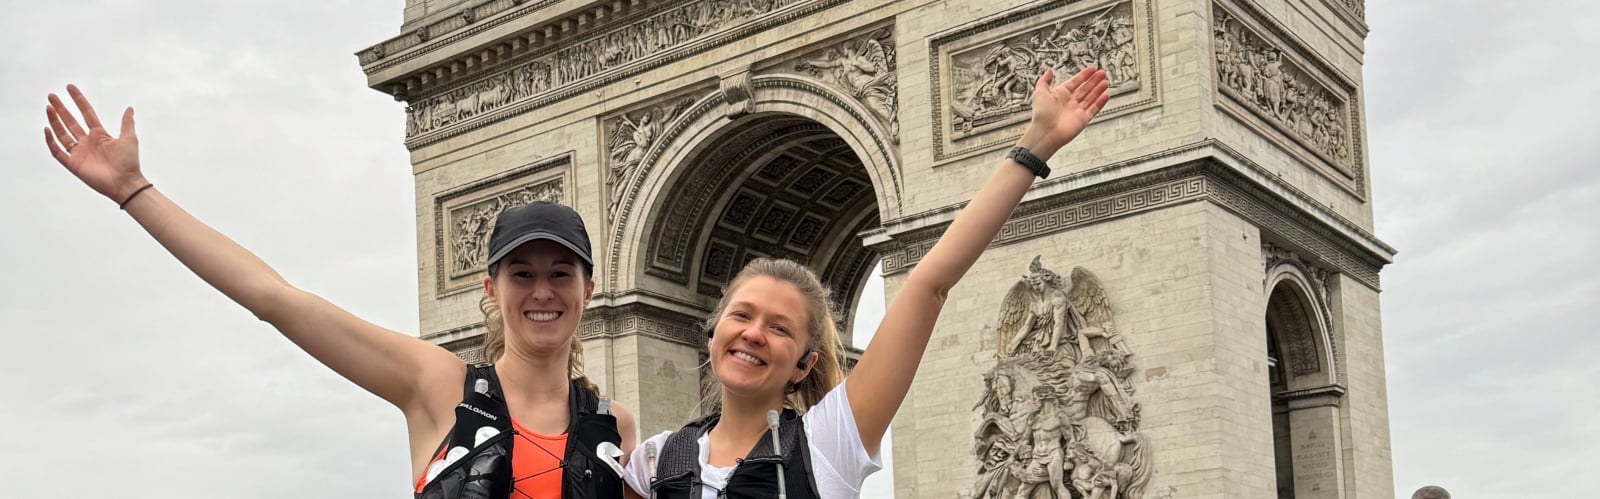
(400, 0, 852, 146)
(406, 60, 554, 136)
(577, 301, 707, 347)
(882, 177, 1207, 276)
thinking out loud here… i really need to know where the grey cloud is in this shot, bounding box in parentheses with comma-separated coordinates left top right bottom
(1368, 0, 1600, 497)
(1, 2, 416, 498)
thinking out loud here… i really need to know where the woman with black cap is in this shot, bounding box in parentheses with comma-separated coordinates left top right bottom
(38, 85, 636, 499)
(622, 66, 1111, 499)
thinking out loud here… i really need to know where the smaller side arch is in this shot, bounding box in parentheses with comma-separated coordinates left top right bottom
(1265, 262, 1339, 391)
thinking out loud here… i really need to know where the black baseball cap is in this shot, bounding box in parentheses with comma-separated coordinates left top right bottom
(485, 202, 593, 270)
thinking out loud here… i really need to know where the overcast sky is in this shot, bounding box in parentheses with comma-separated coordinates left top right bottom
(1, 1, 1595, 498)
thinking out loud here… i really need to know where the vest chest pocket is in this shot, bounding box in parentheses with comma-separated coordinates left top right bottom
(419, 428, 515, 499)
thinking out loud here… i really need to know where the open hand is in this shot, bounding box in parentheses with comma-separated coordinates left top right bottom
(1018, 66, 1111, 159)
(43, 85, 146, 204)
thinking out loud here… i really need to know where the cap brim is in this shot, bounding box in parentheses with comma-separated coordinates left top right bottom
(485, 231, 593, 269)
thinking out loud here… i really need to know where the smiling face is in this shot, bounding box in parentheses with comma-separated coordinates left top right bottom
(708, 275, 817, 402)
(483, 240, 594, 361)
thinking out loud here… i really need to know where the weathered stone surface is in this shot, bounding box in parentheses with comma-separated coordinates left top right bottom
(359, 0, 1394, 496)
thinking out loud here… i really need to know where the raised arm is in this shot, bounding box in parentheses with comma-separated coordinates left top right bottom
(844, 67, 1110, 453)
(41, 85, 462, 414)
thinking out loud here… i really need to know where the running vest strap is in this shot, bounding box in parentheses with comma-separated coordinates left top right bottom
(416, 365, 623, 499)
(559, 373, 624, 499)
(650, 410, 819, 499)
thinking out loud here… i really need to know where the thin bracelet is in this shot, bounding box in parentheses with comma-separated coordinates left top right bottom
(119, 184, 155, 210)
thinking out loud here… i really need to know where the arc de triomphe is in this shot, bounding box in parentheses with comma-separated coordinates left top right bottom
(357, 0, 1393, 496)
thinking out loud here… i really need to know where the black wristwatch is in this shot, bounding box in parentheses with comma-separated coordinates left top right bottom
(1008, 147, 1051, 179)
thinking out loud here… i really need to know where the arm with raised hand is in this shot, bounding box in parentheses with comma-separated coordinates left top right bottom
(41, 85, 462, 414)
(843, 67, 1111, 454)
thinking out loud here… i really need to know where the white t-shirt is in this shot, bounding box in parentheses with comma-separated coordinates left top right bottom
(622, 383, 882, 498)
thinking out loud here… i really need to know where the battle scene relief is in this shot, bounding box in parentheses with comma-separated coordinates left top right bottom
(948, 2, 1138, 139)
(434, 162, 568, 294)
(971, 257, 1151, 499)
(1213, 4, 1360, 185)
(931, 0, 1155, 160)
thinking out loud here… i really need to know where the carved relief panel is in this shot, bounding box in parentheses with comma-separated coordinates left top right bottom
(786, 26, 900, 142)
(753, 22, 904, 196)
(1213, 1, 1365, 195)
(405, 60, 555, 137)
(601, 87, 717, 223)
(972, 257, 1152, 499)
(931, 0, 1158, 161)
(434, 156, 570, 295)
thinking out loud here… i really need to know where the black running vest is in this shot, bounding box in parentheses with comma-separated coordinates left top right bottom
(417, 365, 624, 499)
(649, 410, 819, 499)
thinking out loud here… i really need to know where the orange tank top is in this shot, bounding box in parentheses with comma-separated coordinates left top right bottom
(413, 418, 568, 499)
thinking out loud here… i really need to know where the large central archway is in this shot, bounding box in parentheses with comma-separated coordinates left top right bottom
(609, 70, 904, 337)
(602, 75, 900, 435)
(643, 113, 883, 340)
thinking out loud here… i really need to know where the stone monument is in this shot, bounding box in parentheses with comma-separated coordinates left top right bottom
(357, 0, 1393, 496)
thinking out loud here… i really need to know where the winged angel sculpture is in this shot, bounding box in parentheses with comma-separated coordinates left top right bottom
(971, 257, 1150, 499)
(993, 256, 1133, 366)
(606, 98, 696, 217)
(795, 31, 899, 140)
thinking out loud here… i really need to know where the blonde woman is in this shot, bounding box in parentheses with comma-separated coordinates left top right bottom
(624, 66, 1111, 498)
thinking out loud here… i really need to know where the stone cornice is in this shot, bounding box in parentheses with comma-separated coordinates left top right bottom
(359, 0, 571, 69)
(1208, 140, 1390, 258)
(872, 140, 1394, 290)
(359, 0, 852, 151)
(359, 0, 636, 91)
(1275, 384, 1347, 410)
